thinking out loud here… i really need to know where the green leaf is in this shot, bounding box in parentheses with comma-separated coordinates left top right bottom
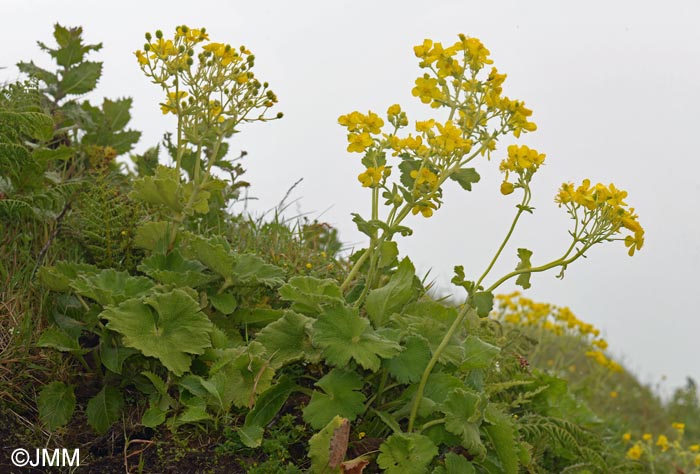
(17, 61, 58, 86)
(59, 61, 102, 97)
(255, 310, 320, 368)
(483, 405, 519, 474)
(461, 335, 500, 370)
(208, 292, 238, 314)
(377, 432, 438, 474)
(313, 304, 402, 371)
(515, 248, 533, 290)
(384, 335, 431, 383)
(174, 397, 212, 427)
(130, 165, 184, 213)
(101, 290, 213, 376)
(38, 382, 76, 430)
(100, 338, 138, 375)
(392, 302, 464, 366)
(232, 254, 285, 287)
(207, 343, 275, 410)
(472, 291, 494, 318)
(365, 257, 416, 327)
(378, 241, 399, 268)
(37, 327, 85, 354)
(139, 250, 215, 288)
(86, 386, 123, 434)
(449, 168, 480, 191)
(239, 377, 297, 448)
(133, 221, 178, 252)
(441, 388, 486, 457)
(141, 404, 168, 428)
(303, 369, 366, 430)
(308, 415, 347, 474)
(278, 276, 344, 315)
(187, 234, 235, 278)
(70, 269, 154, 306)
(443, 452, 476, 474)
(38, 261, 100, 292)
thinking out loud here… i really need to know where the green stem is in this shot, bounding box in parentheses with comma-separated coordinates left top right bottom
(408, 304, 473, 432)
(475, 190, 529, 289)
(419, 417, 446, 433)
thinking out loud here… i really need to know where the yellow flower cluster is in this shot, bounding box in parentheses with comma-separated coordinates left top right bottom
(134, 25, 280, 138)
(622, 425, 700, 469)
(494, 292, 624, 372)
(555, 179, 644, 256)
(338, 111, 385, 153)
(499, 144, 546, 195)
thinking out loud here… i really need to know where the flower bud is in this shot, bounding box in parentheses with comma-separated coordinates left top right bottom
(155, 30, 163, 39)
(500, 181, 515, 195)
(145, 32, 152, 41)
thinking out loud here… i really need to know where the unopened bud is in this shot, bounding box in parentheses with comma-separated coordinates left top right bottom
(155, 30, 163, 39)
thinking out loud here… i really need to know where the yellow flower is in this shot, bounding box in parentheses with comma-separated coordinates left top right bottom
(622, 432, 632, 442)
(624, 232, 644, 257)
(695, 454, 700, 467)
(500, 181, 515, 195)
(160, 91, 188, 115)
(357, 166, 387, 187)
(671, 422, 685, 433)
(690, 444, 700, 452)
(135, 50, 149, 65)
(626, 443, 643, 460)
(305, 263, 312, 269)
(656, 434, 669, 452)
(387, 104, 401, 116)
(642, 433, 652, 441)
(609, 391, 618, 399)
(592, 339, 608, 350)
(347, 132, 373, 153)
(412, 75, 443, 106)
(411, 202, 437, 218)
(410, 168, 439, 192)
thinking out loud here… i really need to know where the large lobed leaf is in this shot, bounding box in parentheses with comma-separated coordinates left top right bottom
(101, 289, 213, 376)
(303, 369, 366, 430)
(313, 304, 402, 372)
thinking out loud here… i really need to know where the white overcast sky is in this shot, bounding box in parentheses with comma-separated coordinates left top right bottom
(4, 1, 699, 394)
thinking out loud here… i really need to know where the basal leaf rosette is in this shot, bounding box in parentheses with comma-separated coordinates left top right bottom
(555, 179, 645, 257)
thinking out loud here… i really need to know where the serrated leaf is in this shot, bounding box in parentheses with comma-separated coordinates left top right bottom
(70, 269, 154, 306)
(138, 250, 215, 288)
(472, 291, 494, 318)
(129, 165, 184, 213)
(392, 302, 464, 366)
(384, 335, 431, 383)
(232, 254, 285, 287)
(100, 338, 138, 375)
(187, 234, 235, 278)
(141, 404, 167, 428)
(133, 221, 178, 252)
(86, 386, 123, 434)
(278, 276, 344, 315)
(101, 290, 213, 376)
(37, 327, 85, 354)
(255, 310, 319, 368)
(174, 398, 212, 427)
(313, 304, 402, 371)
(398, 158, 421, 189)
(38, 261, 100, 292)
(515, 248, 533, 290)
(308, 415, 347, 474)
(449, 168, 480, 191)
(365, 257, 416, 327)
(59, 61, 102, 97)
(441, 388, 486, 457)
(303, 369, 366, 430)
(377, 432, 438, 474)
(38, 382, 76, 430)
(207, 343, 275, 410)
(208, 292, 238, 314)
(461, 335, 500, 370)
(483, 405, 518, 474)
(239, 377, 297, 448)
(444, 452, 476, 474)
